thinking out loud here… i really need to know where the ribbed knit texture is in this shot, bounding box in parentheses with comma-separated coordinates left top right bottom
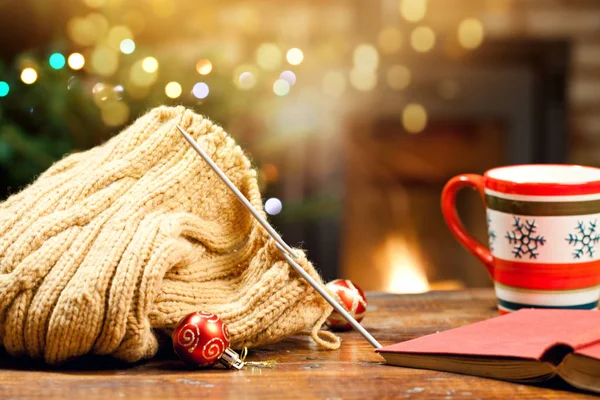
(0, 106, 339, 364)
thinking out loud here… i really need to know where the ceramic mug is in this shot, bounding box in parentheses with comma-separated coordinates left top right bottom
(441, 164, 600, 314)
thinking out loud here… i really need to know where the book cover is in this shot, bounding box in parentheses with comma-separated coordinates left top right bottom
(377, 309, 600, 393)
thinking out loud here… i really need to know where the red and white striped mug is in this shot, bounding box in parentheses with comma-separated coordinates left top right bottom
(442, 164, 600, 314)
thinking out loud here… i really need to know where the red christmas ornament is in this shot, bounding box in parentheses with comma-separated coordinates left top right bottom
(172, 311, 240, 368)
(325, 279, 368, 331)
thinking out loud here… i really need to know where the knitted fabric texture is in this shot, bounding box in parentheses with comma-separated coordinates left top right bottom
(0, 106, 339, 364)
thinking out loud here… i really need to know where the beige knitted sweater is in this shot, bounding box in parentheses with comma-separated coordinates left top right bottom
(0, 106, 338, 364)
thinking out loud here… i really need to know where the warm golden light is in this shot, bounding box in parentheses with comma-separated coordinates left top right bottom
(67, 17, 95, 46)
(107, 26, 133, 51)
(387, 65, 411, 90)
(124, 10, 146, 34)
(196, 59, 213, 75)
(399, 0, 426, 23)
(142, 57, 158, 73)
(377, 27, 402, 54)
(353, 44, 379, 71)
(322, 71, 346, 97)
(83, 0, 107, 8)
(87, 13, 109, 42)
(152, 0, 175, 17)
(256, 43, 282, 70)
(273, 79, 291, 96)
(458, 18, 485, 49)
(91, 46, 119, 76)
(20, 68, 37, 84)
(286, 48, 304, 65)
(410, 26, 435, 53)
(349, 68, 377, 91)
(129, 59, 157, 87)
(67, 53, 85, 70)
(101, 101, 130, 127)
(165, 81, 182, 98)
(402, 103, 428, 133)
(378, 237, 429, 294)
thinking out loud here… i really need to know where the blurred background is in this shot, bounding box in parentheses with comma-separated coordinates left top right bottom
(0, 0, 598, 293)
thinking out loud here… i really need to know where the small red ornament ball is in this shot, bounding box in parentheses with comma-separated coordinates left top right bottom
(172, 311, 231, 367)
(325, 279, 368, 331)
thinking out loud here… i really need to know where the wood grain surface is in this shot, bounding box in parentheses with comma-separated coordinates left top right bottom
(0, 289, 597, 399)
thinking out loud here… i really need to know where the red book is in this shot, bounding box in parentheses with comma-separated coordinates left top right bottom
(376, 309, 600, 393)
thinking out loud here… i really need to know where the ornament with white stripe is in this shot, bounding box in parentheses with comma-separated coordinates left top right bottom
(325, 279, 368, 331)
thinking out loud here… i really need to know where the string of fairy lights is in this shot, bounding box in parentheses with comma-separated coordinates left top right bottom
(0, 0, 485, 136)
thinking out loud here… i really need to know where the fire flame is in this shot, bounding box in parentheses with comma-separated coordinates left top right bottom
(378, 236, 430, 293)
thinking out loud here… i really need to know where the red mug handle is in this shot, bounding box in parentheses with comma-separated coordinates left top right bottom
(441, 174, 494, 278)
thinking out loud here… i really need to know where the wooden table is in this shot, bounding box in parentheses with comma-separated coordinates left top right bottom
(0, 289, 597, 399)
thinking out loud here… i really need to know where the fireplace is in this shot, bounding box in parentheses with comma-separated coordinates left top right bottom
(273, 39, 570, 292)
(342, 39, 569, 291)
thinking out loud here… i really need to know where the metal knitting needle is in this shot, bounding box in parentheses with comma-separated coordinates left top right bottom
(176, 125, 382, 350)
(176, 125, 297, 258)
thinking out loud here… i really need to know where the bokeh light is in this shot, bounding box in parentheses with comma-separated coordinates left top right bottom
(142, 57, 159, 73)
(353, 44, 379, 71)
(66, 13, 108, 46)
(67, 17, 95, 46)
(402, 103, 427, 134)
(378, 27, 403, 54)
(399, 0, 426, 22)
(20, 68, 37, 84)
(256, 43, 282, 70)
(113, 84, 124, 100)
(458, 18, 484, 49)
(91, 83, 125, 106)
(108, 26, 133, 50)
(322, 71, 346, 97)
(410, 26, 435, 52)
(165, 81, 182, 98)
(238, 72, 256, 90)
(286, 48, 304, 65)
(49, 53, 66, 70)
(192, 82, 209, 99)
(87, 13, 109, 42)
(265, 198, 283, 215)
(120, 39, 136, 54)
(0, 81, 9, 97)
(129, 59, 157, 87)
(196, 59, 213, 75)
(101, 101, 130, 127)
(234, 64, 259, 90)
(68, 53, 85, 70)
(280, 70, 296, 86)
(91, 46, 119, 76)
(92, 82, 111, 106)
(273, 79, 290, 96)
(387, 65, 411, 90)
(67, 76, 78, 90)
(349, 68, 377, 91)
